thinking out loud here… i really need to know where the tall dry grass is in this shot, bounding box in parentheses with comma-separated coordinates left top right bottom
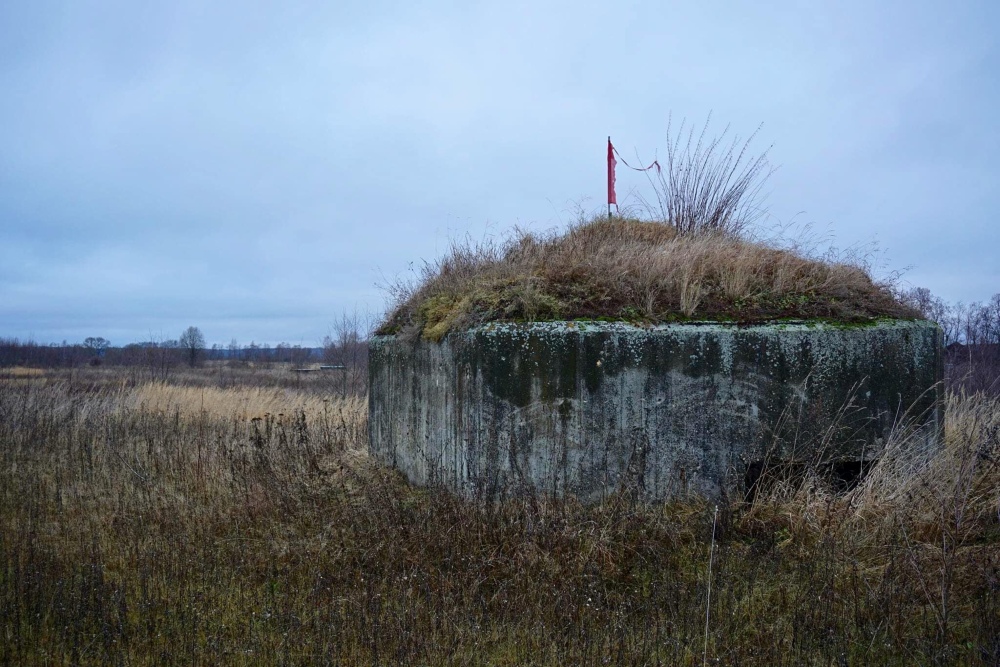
(129, 381, 365, 422)
(381, 216, 917, 340)
(851, 392, 1000, 532)
(1, 370, 997, 664)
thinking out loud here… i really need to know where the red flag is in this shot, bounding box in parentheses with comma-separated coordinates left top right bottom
(607, 137, 617, 206)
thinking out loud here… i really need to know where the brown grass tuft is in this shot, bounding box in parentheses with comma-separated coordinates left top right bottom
(381, 216, 919, 339)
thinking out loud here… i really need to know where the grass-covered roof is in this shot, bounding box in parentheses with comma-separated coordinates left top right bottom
(378, 216, 918, 340)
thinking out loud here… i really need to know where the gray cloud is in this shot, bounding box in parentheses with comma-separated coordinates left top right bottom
(1, 0, 997, 345)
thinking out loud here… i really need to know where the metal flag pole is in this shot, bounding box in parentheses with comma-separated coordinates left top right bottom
(607, 136, 614, 219)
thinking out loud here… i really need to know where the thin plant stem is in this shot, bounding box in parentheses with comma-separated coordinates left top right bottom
(704, 504, 718, 667)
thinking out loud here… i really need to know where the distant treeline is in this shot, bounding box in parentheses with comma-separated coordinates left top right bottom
(0, 338, 324, 367)
(2, 313, 366, 375)
(2, 292, 998, 393)
(900, 288, 1000, 394)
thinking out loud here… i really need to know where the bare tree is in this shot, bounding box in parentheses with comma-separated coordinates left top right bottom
(179, 326, 206, 367)
(290, 344, 310, 366)
(83, 337, 110, 354)
(905, 287, 1000, 394)
(82, 336, 111, 366)
(227, 338, 240, 367)
(275, 342, 291, 363)
(133, 337, 180, 381)
(901, 287, 958, 345)
(325, 310, 375, 396)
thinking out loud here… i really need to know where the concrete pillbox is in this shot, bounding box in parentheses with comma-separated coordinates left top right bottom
(369, 320, 943, 501)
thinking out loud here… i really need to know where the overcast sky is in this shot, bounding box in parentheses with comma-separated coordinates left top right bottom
(2, 1, 997, 346)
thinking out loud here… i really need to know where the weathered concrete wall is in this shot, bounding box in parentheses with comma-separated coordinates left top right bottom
(369, 320, 943, 501)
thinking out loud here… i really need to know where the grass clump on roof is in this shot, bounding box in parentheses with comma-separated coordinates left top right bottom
(378, 215, 919, 340)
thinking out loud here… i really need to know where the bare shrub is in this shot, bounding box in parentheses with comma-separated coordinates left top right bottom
(641, 114, 775, 237)
(323, 309, 375, 397)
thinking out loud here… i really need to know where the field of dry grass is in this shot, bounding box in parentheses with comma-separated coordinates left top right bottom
(57, 360, 365, 398)
(127, 381, 365, 422)
(1, 367, 998, 665)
